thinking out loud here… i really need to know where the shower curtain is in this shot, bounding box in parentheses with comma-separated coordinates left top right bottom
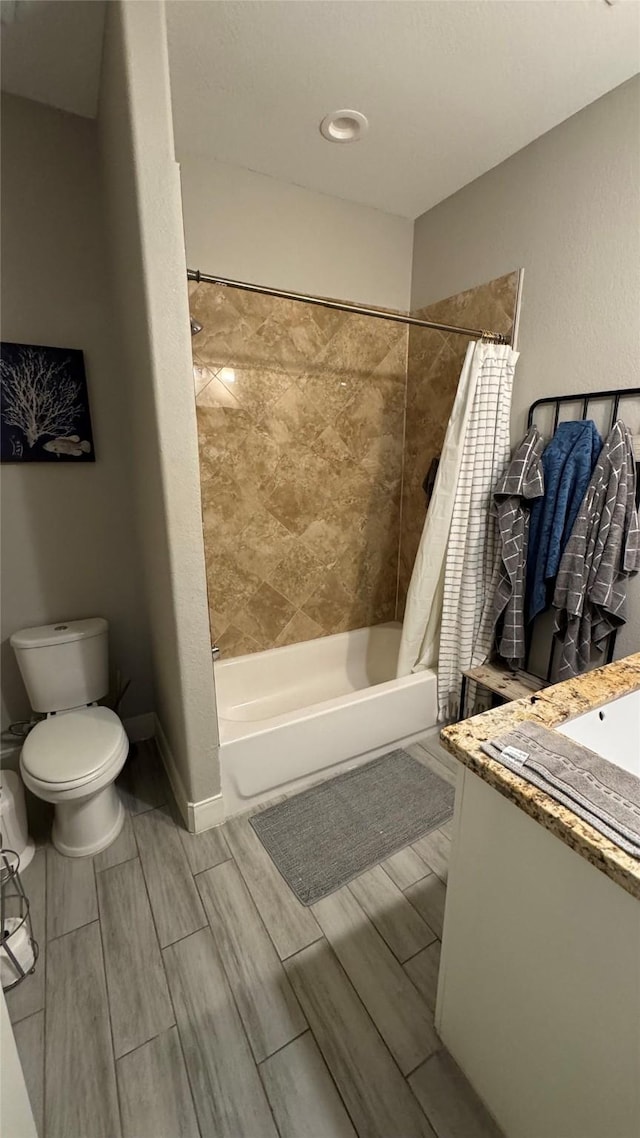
(397, 340, 519, 720)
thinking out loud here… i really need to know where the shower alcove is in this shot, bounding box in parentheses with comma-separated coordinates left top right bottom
(190, 270, 520, 813)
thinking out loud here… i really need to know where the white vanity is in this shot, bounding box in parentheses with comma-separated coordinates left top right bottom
(439, 657, 640, 1138)
(1, 991, 38, 1138)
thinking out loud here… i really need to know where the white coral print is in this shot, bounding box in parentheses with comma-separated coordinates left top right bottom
(1, 346, 82, 448)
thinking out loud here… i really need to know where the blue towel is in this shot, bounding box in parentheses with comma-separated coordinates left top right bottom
(526, 420, 602, 622)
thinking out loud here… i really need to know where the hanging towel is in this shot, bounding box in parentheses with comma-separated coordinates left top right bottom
(552, 420, 640, 680)
(486, 426, 545, 669)
(437, 342, 518, 720)
(481, 721, 640, 858)
(526, 420, 602, 622)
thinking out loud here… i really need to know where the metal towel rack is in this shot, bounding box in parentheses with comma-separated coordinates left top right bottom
(526, 386, 640, 676)
(459, 386, 639, 718)
(528, 386, 640, 451)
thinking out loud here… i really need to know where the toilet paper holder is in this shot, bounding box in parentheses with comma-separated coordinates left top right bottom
(0, 848, 38, 991)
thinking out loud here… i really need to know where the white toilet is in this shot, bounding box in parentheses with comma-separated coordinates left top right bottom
(10, 618, 129, 858)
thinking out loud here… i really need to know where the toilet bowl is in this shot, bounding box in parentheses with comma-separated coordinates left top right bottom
(10, 618, 129, 859)
(20, 706, 129, 857)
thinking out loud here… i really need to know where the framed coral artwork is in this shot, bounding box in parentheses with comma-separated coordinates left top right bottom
(0, 342, 95, 462)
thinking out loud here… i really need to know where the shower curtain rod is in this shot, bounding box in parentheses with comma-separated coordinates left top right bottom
(187, 269, 510, 343)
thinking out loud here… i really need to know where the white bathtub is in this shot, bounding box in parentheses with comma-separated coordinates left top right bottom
(558, 689, 640, 776)
(216, 622, 438, 815)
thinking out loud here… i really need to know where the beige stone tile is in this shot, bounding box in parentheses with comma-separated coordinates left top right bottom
(234, 582, 297, 644)
(340, 602, 378, 633)
(261, 382, 327, 448)
(301, 572, 356, 631)
(300, 515, 352, 565)
(337, 383, 404, 466)
(195, 273, 516, 653)
(300, 318, 400, 415)
(192, 361, 224, 400)
(224, 424, 283, 499)
(220, 284, 279, 327)
(233, 509, 297, 581)
(200, 469, 257, 534)
(405, 327, 448, 375)
(266, 542, 325, 608)
(205, 547, 263, 624)
(190, 284, 269, 369)
(409, 340, 461, 420)
(275, 611, 325, 647)
(305, 302, 347, 341)
(359, 428, 404, 475)
(370, 332, 409, 385)
(192, 327, 249, 375)
(414, 271, 517, 337)
(332, 543, 369, 599)
(195, 371, 240, 410)
(310, 425, 353, 464)
(216, 363, 293, 418)
(216, 624, 262, 657)
(289, 306, 343, 361)
(193, 277, 440, 656)
(334, 551, 396, 625)
(196, 404, 253, 468)
(266, 449, 333, 536)
(249, 313, 313, 371)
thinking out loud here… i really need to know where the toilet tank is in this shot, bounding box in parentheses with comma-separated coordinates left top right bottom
(10, 618, 109, 714)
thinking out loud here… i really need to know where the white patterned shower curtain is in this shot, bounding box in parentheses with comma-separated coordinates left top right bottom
(397, 340, 518, 720)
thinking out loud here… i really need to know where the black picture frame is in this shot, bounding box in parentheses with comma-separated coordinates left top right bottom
(0, 341, 95, 463)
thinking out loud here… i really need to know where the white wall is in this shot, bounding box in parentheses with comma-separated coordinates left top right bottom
(97, 0, 219, 807)
(0, 93, 152, 730)
(411, 77, 640, 658)
(178, 154, 414, 311)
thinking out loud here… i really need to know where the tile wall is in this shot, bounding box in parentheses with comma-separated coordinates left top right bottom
(397, 272, 519, 614)
(190, 271, 518, 656)
(190, 281, 407, 655)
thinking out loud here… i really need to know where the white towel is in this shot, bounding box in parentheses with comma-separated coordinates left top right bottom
(437, 342, 518, 719)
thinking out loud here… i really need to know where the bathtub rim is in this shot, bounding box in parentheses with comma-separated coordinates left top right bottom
(217, 665, 436, 739)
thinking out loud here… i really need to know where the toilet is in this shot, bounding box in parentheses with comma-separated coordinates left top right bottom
(10, 618, 129, 858)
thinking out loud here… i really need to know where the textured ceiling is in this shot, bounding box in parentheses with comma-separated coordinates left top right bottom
(0, 0, 106, 118)
(167, 0, 640, 218)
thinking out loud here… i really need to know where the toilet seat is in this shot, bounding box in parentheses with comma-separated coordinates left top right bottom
(21, 706, 128, 794)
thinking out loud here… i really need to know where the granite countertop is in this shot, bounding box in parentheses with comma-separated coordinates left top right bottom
(440, 653, 640, 900)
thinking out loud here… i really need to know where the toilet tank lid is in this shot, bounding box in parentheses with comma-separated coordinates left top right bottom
(10, 617, 108, 650)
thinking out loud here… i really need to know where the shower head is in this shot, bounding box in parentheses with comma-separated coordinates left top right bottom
(190, 316, 203, 336)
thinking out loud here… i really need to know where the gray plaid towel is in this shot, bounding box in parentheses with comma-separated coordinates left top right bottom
(553, 420, 640, 680)
(481, 721, 640, 857)
(491, 426, 545, 668)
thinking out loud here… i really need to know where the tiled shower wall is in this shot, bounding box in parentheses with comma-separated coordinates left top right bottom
(190, 281, 408, 656)
(191, 270, 518, 656)
(397, 271, 519, 613)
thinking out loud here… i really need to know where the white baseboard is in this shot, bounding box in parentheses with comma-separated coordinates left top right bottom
(188, 791, 225, 833)
(152, 715, 224, 833)
(152, 714, 189, 829)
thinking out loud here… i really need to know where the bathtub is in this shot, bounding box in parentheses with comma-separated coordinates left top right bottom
(216, 622, 437, 815)
(558, 689, 640, 776)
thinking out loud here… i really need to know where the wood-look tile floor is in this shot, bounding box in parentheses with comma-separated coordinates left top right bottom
(8, 738, 502, 1138)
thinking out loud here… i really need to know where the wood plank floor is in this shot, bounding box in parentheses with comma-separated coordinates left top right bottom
(8, 738, 502, 1138)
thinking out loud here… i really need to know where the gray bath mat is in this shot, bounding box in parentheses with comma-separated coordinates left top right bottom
(249, 749, 455, 905)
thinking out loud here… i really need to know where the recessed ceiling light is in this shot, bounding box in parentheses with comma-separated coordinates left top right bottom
(319, 110, 369, 144)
